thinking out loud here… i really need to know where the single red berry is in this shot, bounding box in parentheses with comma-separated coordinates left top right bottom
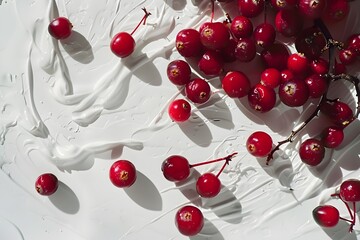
(299, 138, 325, 166)
(248, 84, 276, 112)
(176, 29, 203, 57)
(254, 23, 276, 48)
(275, 9, 303, 37)
(310, 58, 329, 75)
(222, 71, 251, 98)
(338, 48, 357, 65)
(175, 205, 204, 236)
(198, 50, 224, 76)
(304, 74, 328, 98)
(260, 68, 281, 88)
(280, 69, 295, 83)
(185, 78, 211, 104)
(295, 26, 327, 60)
(221, 38, 238, 63)
(162, 155, 190, 182)
(298, 0, 326, 19)
(340, 179, 360, 202)
(329, 101, 354, 127)
(168, 99, 191, 122)
(110, 32, 136, 58)
(237, 0, 265, 18)
(234, 37, 256, 62)
(109, 160, 137, 188)
(35, 173, 59, 196)
(230, 16, 253, 39)
(321, 126, 344, 148)
(313, 205, 340, 228)
(196, 173, 221, 198)
(48, 17, 73, 40)
(279, 79, 309, 107)
(324, 0, 349, 22)
(246, 131, 273, 157)
(270, 0, 298, 10)
(200, 22, 230, 50)
(347, 34, 360, 56)
(287, 53, 309, 74)
(167, 60, 192, 86)
(261, 43, 290, 70)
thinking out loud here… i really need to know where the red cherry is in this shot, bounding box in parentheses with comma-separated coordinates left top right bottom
(176, 29, 203, 57)
(168, 99, 191, 122)
(298, 0, 326, 19)
(222, 71, 251, 98)
(347, 34, 360, 56)
(230, 16, 253, 39)
(299, 138, 325, 166)
(287, 53, 309, 74)
(48, 17, 73, 40)
(313, 205, 340, 227)
(196, 173, 221, 198)
(185, 78, 211, 104)
(234, 37, 256, 62)
(324, 0, 349, 22)
(200, 22, 230, 50)
(280, 69, 295, 83)
(261, 43, 290, 70)
(237, 0, 265, 18)
(162, 155, 191, 182)
(260, 68, 281, 88)
(246, 131, 273, 157)
(295, 26, 327, 60)
(198, 50, 224, 76)
(321, 126, 344, 148)
(35, 173, 59, 196)
(338, 48, 357, 65)
(167, 60, 192, 86)
(270, 0, 298, 10)
(327, 101, 354, 127)
(254, 23, 276, 48)
(248, 84, 276, 112)
(110, 32, 135, 58)
(109, 160, 137, 188)
(279, 79, 309, 107)
(275, 9, 303, 37)
(310, 58, 329, 75)
(304, 74, 328, 98)
(175, 205, 204, 236)
(340, 179, 360, 202)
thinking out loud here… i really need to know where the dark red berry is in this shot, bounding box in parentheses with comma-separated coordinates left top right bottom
(324, 0, 349, 22)
(222, 71, 251, 98)
(248, 84, 276, 112)
(298, 0, 326, 19)
(196, 173, 221, 198)
(295, 26, 327, 60)
(327, 101, 354, 127)
(48, 17, 73, 40)
(230, 16, 253, 38)
(221, 38, 238, 62)
(167, 60, 192, 86)
(162, 155, 190, 182)
(110, 32, 135, 58)
(338, 48, 357, 65)
(347, 34, 360, 56)
(246, 131, 273, 157)
(200, 22, 230, 50)
(313, 205, 340, 227)
(275, 9, 303, 37)
(168, 99, 191, 122)
(185, 78, 211, 104)
(321, 126, 344, 148)
(270, 0, 298, 10)
(109, 160, 137, 188)
(340, 179, 360, 202)
(35, 173, 59, 196)
(310, 58, 329, 75)
(287, 53, 309, 74)
(299, 138, 325, 166)
(279, 79, 309, 107)
(261, 43, 290, 70)
(175, 205, 204, 236)
(237, 0, 265, 18)
(260, 68, 281, 88)
(304, 74, 328, 98)
(280, 69, 295, 83)
(176, 29, 203, 57)
(198, 50, 224, 76)
(254, 23, 276, 48)
(234, 37, 256, 62)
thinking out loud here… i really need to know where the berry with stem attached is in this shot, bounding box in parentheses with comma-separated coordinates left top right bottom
(110, 8, 151, 58)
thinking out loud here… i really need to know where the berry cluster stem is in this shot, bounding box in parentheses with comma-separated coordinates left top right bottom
(331, 193, 357, 232)
(189, 152, 237, 168)
(130, 8, 151, 36)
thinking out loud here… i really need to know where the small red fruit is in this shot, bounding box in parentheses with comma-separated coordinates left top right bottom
(222, 71, 251, 98)
(279, 79, 309, 107)
(261, 43, 290, 70)
(200, 22, 230, 50)
(175, 205, 204, 236)
(237, 0, 265, 18)
(313, 205, 340, 227)
(246, 131, 273, 157)
(185, 78, 211, 104)
(287, 53, 309, 74)
(254, 23, 276, 48)
(196, 173, 221, 198)
(167, 60, 192, 86)
(340, 179, 360, 202)
(321, 126, 344, 148)
(109, 160, 137, 188)
(162, 155, 191, 182)
(176, 29, 203, 57)
(35, 173, 59, 196)
(248, 84, 276, 112)
(168, 99, 191, 122)
(48, 17, 73, 40)
(260, 68, 281, 88)
(299, 138, 325, 166)
(230, 16, 253, 39)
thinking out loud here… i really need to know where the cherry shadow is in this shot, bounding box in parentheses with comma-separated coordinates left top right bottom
(190, 218, 225, 240)
(49, 181, 80, 214)
(176, 170, 202, 206)
(61, 31, 94, 64)
(164, 0, 187, 10)
(124, 171, 163, 211)
(323, 220, 357, 240)
(179, 112, 213, 147)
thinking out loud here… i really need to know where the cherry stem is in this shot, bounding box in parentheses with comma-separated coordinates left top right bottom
(266, 19, 360, 164)
(332, 192, 356, 231)
(210, 0, 215, 23)
(189, 152, 237, 169)
(130, 7, 151, 36)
